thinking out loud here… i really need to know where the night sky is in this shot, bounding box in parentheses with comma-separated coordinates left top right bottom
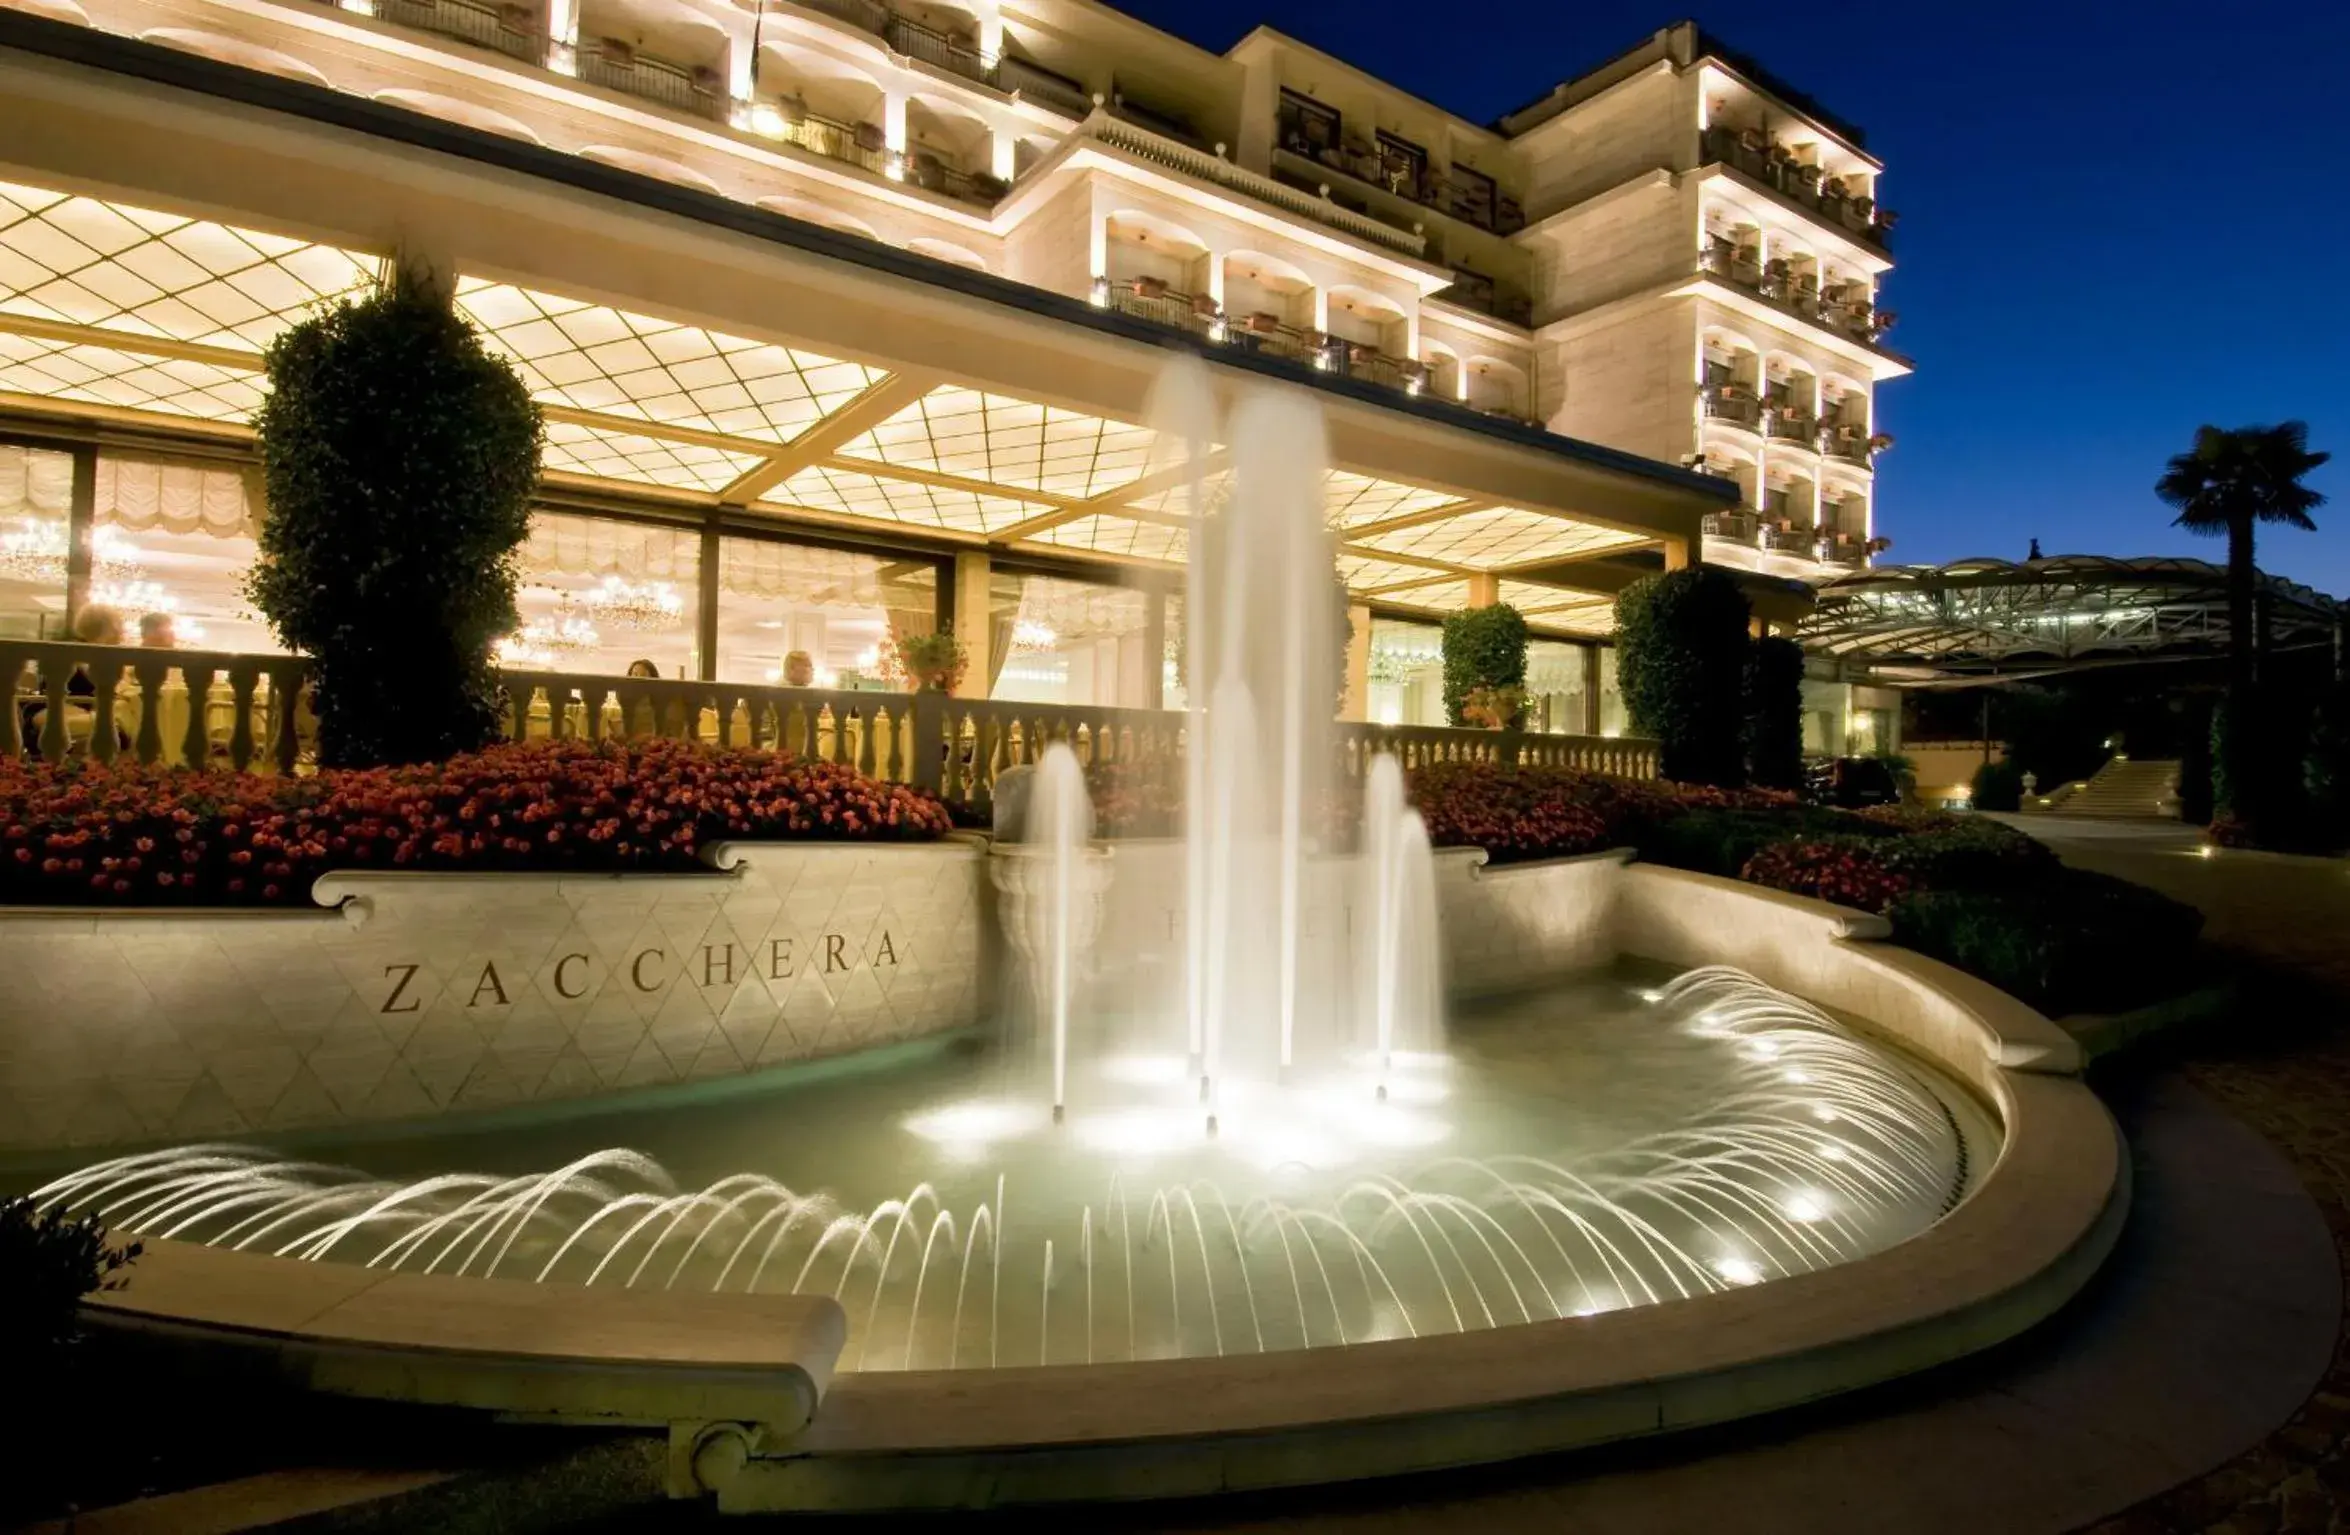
(1109, 0, 2350, 596)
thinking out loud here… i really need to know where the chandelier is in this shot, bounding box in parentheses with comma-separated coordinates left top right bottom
(1010, 617, 1059, 656)
(88, 576, 176, 615)
(560, 575, 684, 631)
(496, 616, 600, 669)
(0, 521, 147, 586)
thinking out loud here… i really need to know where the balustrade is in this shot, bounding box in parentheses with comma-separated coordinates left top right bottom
(2, 643, 1660, 818)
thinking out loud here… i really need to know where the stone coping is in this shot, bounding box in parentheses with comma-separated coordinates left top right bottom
(87, 1238, 847, 1437)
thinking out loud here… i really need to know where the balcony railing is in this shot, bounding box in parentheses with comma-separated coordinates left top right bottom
(1101, 280, 1426, 395)
(1697, 245, 1894, 351)
(579, 44, 725, 121)
(1, 644, 1662, 819)
(1760, 404, 1818, 444)
(1702, 508, 1760, 543)
(1700, 381, 1762, 427)
(1818, 421, 1878, 466)
(1087, 113, 1426, 257)
(1701, 126, 1895, 248)
(1760, 525, 1818, 554)
(1429, 270, 1533, 328)
(781, 0, 1092, 117)
(1276, 106, 1525, 237)
(378, 0, 546, 64)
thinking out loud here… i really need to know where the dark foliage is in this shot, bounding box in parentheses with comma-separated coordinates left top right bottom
(1440, 603, 1531, 728)
(247, 270, 543, 766)
(1614, 568, 1753, 786)
(1891, 870, 2204, 1015)
(1742, 634, 1806, 789)
(1970, 758, 2025, 813)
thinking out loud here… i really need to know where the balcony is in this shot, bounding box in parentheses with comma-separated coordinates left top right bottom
(1760, 524, 1818, 555)
(783, 0, 1093, 118)
(579, 41, 724, 121)
(1697, 244, 1896, 352)
(1098, 279, 1426, 397)
(1700, 380, 1762, 428)
(378, 0, 546, 65)
(1429, 269, 1533, 328)
(1085, 114, 1426, 258)
(1701, 126, 1894, 249)
(1818, 420, 1881, 467)
(1760, 403, 1817, 445)
(1702, 508, 1760, 543)
(1275, 91, 1524, 238)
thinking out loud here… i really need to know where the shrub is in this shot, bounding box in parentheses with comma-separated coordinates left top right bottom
(2178, 697, 2216, 825)
(1, 1197, 138, 1368)
(895, 629, 968, 694)
(1441, 604, 1531, 728)
(1743, 634, 1806, 789)
(1741, 834, 1917, 913)
(1614, 568, 1753, 786)
(1407, 760, 1615, 864)
(1971, 758, 2025, 812)
(1632, 804, 1863, 879)
(1891, 870, 2203, 1014)
(247, 270, 543, 767)
(0, 740, 952, 907)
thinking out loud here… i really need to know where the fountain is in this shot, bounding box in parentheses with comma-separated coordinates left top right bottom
(28, 364, 1989, 1379)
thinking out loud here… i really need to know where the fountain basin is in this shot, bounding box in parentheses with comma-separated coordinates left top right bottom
(45, 858, 2121, 1510)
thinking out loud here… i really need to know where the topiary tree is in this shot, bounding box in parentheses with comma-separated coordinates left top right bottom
(247, 267, 543, 767)
(1743, 633, 1806, 788)
(1970, 758, 2025, 812)
(1614, 567, 1752, 786)
(1441, 602, 1530, 728)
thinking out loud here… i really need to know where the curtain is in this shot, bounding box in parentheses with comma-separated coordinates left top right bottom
(0, 448, 257, 538)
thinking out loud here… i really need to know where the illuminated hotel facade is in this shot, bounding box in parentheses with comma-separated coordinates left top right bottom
(0, 0, 1898, 730)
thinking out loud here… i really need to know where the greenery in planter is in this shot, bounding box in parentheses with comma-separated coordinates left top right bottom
(1971, 757, 2026, 812)
(894, 628, 969, 693)
(1440, 603, 1530, 728)
(1614, 567, 1753, 786)
(2, 1195, 139, 1368)
(247, 267, 543, 767)
(1743, 634, 1805, 788)
(1891, 869, 2203, 1015)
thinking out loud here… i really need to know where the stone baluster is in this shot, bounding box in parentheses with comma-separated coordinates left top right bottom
(131, 657, 168, 765)
(179, 660, 217, 768)
(85, 654, 125, 764)
(227, 660, 263, 770)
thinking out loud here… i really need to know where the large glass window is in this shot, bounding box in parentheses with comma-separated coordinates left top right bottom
(91, 458, 277, 654)
(1525, 638, 1592, 735)
(0, 445, 70, 640)
(713, 536, 935, 690)
(986, 573, 1159, 708)
(510, 513, 700, 679)
(1598, 646, 1628, 737)
(1366, 618, 1445, 726)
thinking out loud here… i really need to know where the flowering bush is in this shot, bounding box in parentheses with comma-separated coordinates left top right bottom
(1739, 835, 1917, 913)
(0, 739, 952, 907)
(1409, 761, 1617, 864)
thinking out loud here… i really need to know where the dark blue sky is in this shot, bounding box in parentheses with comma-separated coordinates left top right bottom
(1113, 0, 2350, 596)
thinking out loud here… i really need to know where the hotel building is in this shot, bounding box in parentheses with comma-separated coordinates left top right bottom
(0, 0, 1895, 735)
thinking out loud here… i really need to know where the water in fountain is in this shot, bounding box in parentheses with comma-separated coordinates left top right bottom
(28, 364, 1988, 1371)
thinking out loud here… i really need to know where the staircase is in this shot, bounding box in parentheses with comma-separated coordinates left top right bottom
(2046, 756, 2182, 819)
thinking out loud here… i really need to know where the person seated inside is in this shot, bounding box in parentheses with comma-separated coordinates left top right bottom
(20, 606, 128, 754)
(625, 658, 661, 679)
(137, 611, 178, 649)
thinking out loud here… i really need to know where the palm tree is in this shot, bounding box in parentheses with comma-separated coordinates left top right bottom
(2156, 421, 2329, 692)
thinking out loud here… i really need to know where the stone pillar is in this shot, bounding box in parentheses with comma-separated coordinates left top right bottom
(1581, 643, 1603, 735)
(975, 4, 1003, 61)
(883, 91, 908, 180)
(1139, 588, 1167, 709)
(991, 125, 1018, 182)
(1466, 571, 1501, 608)
(1340, 602, 1373, 722)
(1662, 532, 1700, 571)
(63, 445, 95, 632)
(951, 551, 992, 699)
(695, 521, 721, 681)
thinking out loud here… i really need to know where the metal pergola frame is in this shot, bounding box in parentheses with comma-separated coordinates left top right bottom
(1798, 556, 2343, 675)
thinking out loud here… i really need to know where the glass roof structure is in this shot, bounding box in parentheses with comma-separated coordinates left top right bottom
(0, 177, 1653, 630)
(1800, 556, 2344, 672)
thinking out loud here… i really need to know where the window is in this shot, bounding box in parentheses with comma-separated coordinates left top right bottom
(1525, 638, 1593, 735)
(1277, 89, 1342, 160)
(1374, 131, 1428, 200)
(510, 512, 700, 679)
(1598, 647, 1628, 737)
(712, 536, 935, 689)
(0, 445, 70, 640)
(987, 572, 1158, 708)
(1366, 617, 1444, 726)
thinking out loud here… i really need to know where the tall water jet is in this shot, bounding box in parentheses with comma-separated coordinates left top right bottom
(1358, 755, 1441, 1096)
(1025, 744, 1093, 1122)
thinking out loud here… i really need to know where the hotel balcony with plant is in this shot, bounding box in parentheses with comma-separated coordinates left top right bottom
(1695, 55, 1892, 253)
(1696, 228, 1898, 357)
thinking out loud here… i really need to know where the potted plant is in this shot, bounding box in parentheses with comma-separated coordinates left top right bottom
(1461, 684, 1526, 731)
(895, 629, 968, 694)
(782, 649, 815, 687)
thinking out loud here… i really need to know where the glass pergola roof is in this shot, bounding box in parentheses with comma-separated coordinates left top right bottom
(1800, 556, 2344, 671)
(0, 178, 1656, 625)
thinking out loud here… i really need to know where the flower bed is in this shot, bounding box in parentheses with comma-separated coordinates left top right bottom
(0, 739, 953, 907)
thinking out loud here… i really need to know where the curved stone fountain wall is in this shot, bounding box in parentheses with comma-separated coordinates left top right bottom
(0, 840, 984, 1153)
